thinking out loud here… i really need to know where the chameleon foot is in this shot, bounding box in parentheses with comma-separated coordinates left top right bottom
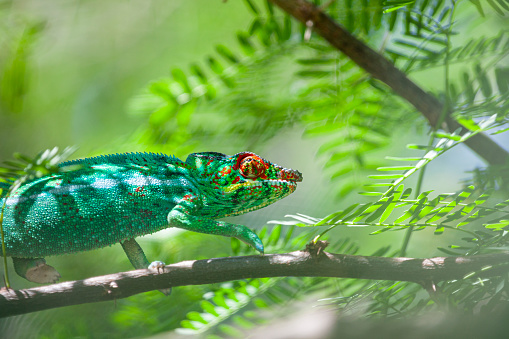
(148, 261, 171, 296)
(148, 260, 166, 273)
(13, 257, 61, 284)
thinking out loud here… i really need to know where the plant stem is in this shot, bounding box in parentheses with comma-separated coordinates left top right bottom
(0, 193, 10, 289)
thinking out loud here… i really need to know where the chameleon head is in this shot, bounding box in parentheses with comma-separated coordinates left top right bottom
(187, 152, 303, 216)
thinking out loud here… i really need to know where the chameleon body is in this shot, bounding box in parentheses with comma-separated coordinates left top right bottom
(0, 152, 302, 283)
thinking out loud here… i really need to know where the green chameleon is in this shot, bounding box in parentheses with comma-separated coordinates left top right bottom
(0, 151, 302, 284)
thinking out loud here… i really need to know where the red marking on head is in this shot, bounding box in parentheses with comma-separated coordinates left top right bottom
(220, 167, 232, 177)
(279, 169, 302, 182)
(232, 152, 256, 170)
(236, 154, 268, 180)
(182, 194, 197, 202)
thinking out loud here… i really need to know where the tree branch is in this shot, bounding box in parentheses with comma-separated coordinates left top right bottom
(269, 0, 509, 166)
(2, 250, 509, 318)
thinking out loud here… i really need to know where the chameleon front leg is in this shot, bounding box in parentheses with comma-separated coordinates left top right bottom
(12, 257, 61, 284)
(167, 203, 265, 254)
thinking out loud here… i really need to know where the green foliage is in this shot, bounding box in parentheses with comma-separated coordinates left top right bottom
(283, 183, 507, 241)
(127, 1, 300, 154)
(2, 0, 509, 337)
(106, 0, 509, 335)
(176, 225, 378, 337)
(0, 147, 76, 193)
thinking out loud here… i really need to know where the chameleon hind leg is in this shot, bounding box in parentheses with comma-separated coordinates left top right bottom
(120, 238, 166, 270)
(167, 204, 265, 253)
(12, 257, 61, 284)
(121, 238, 170, 295)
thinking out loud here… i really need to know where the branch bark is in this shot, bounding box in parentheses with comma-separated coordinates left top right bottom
(269, 0, 509, 166)
(2, 250, 509, 318)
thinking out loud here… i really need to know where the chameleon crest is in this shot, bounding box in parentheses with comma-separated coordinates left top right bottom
(0, 151, 302, 283)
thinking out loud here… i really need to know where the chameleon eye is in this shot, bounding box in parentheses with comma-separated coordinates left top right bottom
(239, 156, 265, 179)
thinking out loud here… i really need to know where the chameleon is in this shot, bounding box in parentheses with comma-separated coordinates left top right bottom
(0, 151, 302, 284)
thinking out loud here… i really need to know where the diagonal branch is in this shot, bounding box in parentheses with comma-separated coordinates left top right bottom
(269, 0, 509, 166)
(1, 250, 509, 318)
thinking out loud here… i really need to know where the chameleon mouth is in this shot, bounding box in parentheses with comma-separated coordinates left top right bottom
(224, 179, 297, 194)
(276, 167, 303, 183)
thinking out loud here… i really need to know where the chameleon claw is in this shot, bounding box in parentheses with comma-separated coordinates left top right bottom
(148, 261, 166, 273)
(236, 228, 264, 254)
(148, 261, 172, 296)
(253, 237, 264, 254)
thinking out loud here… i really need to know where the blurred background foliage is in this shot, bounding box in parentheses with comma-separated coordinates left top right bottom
(0, 0, 509, 337)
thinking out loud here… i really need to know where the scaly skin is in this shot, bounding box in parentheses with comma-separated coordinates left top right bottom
(0, 151, 302, 283)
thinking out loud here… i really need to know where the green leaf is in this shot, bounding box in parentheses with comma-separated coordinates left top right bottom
(485, 220, 509, 231)
(457, 118, 481, 131)
(295, 70, 331, 78)
(377, 166, 415, 171)
(366, 197, 394, 223)
(434, 132, 462, 141)
(207, 56, 224, 74)
(380, 197, 398, 223)
(434, 226, 445, 235)
(368, 174, 405, 179)
(219, 324, 244, 337)
(216, 45, 240, 64)
(491, 127, 509, 135)
(359, 192, 385, 196)
(486, 0, 505, 15)
(243, 0, 260, 14)
(406, 144, 429, 150)
(383, 1, 415, 13)
(180, 320, 198, 330)
(237, 32, 255, 55)
(469, 0, 485, 16)
(201, 300, 219, 317)
(296, 58, 336, 65)
(317, 204, 360, 226)
(187, 311, 207, 324)
(385, 156, 422, 161)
